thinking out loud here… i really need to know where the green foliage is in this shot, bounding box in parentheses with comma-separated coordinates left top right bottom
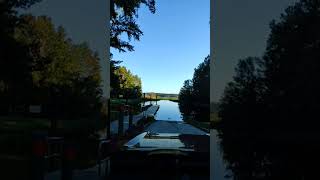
(112, 66, 142, 99)
(14, 15, 80, 87)
(109, 0, 156, 100)
(178, 56, 210, 122)
(1, 10, 103, 119)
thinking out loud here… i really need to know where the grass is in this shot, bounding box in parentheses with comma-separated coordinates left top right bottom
(110, 98, 144, 118)
(210, 112, 221, 129)
(0, 116, 106, 133)
(142, 97, 179, 101)
(0, 116, 50, 132)
(184, 116, 210, 133)
(110, 98, 143, 106)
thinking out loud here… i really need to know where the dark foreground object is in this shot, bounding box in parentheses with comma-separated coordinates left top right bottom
(109, 132, 210, 180)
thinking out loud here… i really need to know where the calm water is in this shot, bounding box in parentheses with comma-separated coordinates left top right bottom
(144, 100, 183, 121)
(143, 100, 231, 179)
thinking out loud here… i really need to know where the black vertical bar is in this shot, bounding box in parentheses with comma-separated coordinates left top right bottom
(118, 106, 124, 136)
(129, 107, 133, 128)
(61, 139, 76, 180)
(31, 131, 47, 180)
(107, 99, 111, 139)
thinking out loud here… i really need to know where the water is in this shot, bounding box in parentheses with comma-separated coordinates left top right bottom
(144, 100, 183, 121)
(142, 100, 231, 178)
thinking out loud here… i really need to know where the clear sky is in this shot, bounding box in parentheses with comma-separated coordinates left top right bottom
(111, 0, 210, 94)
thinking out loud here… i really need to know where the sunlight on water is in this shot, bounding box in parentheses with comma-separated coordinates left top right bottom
(155, 100, 183, 121)
(144, 100, 183, 121)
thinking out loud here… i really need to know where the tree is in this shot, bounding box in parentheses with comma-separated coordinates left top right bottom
(262, 0, 320, 130)
(192, 56, 210, 121)
(109, 1, 156, 99)
(15, 15, 81, 88)
(0, 1, 43, 108)
(113, 66, 142, 99)
(111, 0, 156, 52)
(178, 80, 193, 115)
(179, 56, 210, 122)
(219, 57, 264, 133)
(217, 0, 320, 179)
(11, 14, 103, 119)
(110, 59, 122, 98)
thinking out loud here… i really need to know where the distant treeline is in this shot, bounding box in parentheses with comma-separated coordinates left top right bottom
(143, 93, 179, 100)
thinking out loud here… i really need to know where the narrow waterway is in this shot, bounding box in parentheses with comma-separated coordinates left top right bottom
(143, 100, 182, 121)
(143, 100, 232, 179)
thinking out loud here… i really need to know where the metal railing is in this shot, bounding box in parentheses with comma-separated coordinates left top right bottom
(44, 137, 64, 172)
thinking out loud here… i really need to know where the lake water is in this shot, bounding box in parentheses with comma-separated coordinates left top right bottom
(143, 100, 231, 179)
(143, 100, 183, 121)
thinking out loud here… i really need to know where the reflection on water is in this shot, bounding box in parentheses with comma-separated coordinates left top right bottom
(144, 100, 183, 121)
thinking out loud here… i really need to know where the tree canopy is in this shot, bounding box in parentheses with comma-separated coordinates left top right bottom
(109, 0, 156, 99)
(217, 0, 320, 179)
(179, 56, 210, 122)
(1, 5, 103, 119)
(111, 65, 142, 99)
(111, 0, 156, 52)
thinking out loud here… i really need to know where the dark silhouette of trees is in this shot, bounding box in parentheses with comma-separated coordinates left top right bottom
(219, 57, 265, 133)
(111, 0, 156, 52)
(179, 80, 193, 115)
(262, 0, 320, 131)
(16, 15, 103, 119)
(1, 10, 103, 119)
(110, 59, 122, 98)
(217, 0, 320, 179)
(179, 56, 210, 122)
(0, 0, 43, 112)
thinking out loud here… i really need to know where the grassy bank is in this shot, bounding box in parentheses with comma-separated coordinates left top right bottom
(142, 97, 179, 101)
(184, 116, 210, 133)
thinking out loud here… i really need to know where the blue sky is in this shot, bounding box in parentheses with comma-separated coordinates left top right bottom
(111, 0, 210, 94)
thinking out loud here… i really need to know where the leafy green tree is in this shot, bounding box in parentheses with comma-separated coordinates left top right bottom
(113, 66, 142, 99)
(109, 0, 156, 99)
(11, 14, 102, 119)
(15, 15, 80, 88)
